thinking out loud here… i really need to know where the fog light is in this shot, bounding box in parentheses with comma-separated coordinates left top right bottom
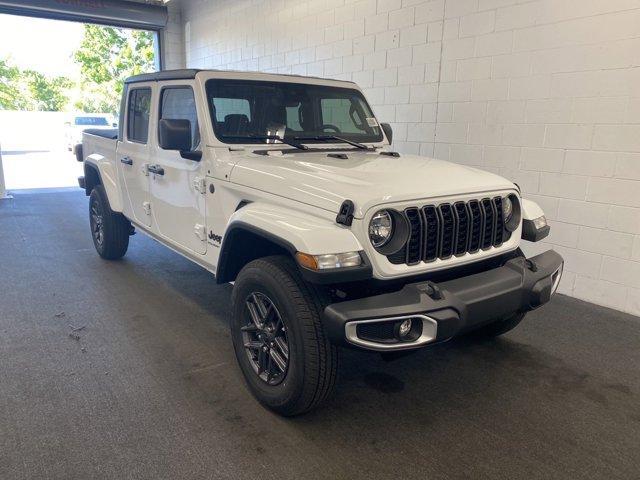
(398, 319, 412, 337)
(394, 318, 421, 342)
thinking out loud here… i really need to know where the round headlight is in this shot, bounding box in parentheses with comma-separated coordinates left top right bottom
(369, 210, 393, 248)
(503, 194, 521, 232)
(502, 196, 513, 222)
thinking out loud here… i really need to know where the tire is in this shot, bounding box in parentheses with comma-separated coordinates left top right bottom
(471, 312, 526, 338)
(89, 185, 130, 260)
(230, 255, 338, 416)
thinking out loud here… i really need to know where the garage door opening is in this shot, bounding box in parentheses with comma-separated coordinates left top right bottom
(0, 13, 158, 191)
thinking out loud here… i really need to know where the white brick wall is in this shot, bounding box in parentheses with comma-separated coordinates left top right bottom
(179, 0, 444, 156)
(162, 2, 185, 70)
(428, 0, 640, 316)
(174, 0, 640, 316)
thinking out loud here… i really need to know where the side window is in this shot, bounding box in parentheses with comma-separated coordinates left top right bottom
(126, 88, 151, 143)
(160, 87, 200, 150)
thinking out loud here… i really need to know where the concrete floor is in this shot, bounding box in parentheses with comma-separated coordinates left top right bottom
(1, 189, 639, 480)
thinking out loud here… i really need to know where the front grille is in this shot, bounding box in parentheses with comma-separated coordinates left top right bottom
(388, 196, 511, 266)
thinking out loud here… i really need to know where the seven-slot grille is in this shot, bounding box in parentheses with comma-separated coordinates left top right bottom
(387, 196, 512, 266)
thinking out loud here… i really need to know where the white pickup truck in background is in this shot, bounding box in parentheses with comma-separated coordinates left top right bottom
(65, 113, 116, 151)
(77, 69, 563, 415)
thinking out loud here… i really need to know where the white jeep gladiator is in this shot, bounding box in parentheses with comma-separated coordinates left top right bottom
(77, 69, 563, 415)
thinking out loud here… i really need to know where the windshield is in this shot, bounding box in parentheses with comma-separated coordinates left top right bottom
(75, 117, 109, 126)
(205, 79, 383, 145)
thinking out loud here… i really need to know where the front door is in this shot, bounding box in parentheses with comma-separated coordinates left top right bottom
(149, 84, 207, 254)
(117, 85, 153, 227)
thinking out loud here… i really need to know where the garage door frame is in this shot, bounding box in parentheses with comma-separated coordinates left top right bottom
(0, 0, 170, 197)
(0, 0, 168, 31)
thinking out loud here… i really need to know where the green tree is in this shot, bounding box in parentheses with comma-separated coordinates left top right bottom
(73, 25, 155, 114)
(0, 58, 72, 111)
(24, 70, 72, 111)
(0, 58, 23, 110)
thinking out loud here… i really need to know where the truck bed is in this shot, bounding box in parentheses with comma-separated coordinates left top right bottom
(83, 128, 118, 140)
(81, 129, 118, 168)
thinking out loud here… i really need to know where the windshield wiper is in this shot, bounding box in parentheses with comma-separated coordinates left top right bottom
(220, 134, 308, 150)
(293, 135, 374, 150)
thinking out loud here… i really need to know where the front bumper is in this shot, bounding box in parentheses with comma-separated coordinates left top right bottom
(323, 250, 563, 351)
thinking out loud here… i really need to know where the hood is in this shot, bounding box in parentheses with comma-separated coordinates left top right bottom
(230, 150, 516, 218)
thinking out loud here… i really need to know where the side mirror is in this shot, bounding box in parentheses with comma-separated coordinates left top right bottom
(159, 118, 193, 152)
(380, 123, 393, 145)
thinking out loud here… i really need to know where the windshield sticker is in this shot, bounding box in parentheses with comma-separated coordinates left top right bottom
(366, 117, 378, 127)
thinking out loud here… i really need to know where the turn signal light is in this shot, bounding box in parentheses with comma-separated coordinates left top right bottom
(295, 251, 362, 270)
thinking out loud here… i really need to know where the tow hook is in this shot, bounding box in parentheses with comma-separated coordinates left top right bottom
(418, 281, 442, 300)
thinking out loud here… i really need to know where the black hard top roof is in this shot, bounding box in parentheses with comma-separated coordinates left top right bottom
(125, 69, 202, 84)
(124, 69, 355, 85)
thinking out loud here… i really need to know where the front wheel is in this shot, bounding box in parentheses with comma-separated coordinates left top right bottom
(230, 255, 338, 416)
(89, 185, 130, 260)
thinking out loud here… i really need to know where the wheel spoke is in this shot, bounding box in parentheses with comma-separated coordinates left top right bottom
(241, 324, 259, 332)
(253, 293, 270, 319)
(274, 337, 289, 359)
(243, 340, 262, 350)
(265, 352, 272, 381)
(269, 349, 287, 373)
(246, 301, 264, 329)
(257, 347, 267, 374)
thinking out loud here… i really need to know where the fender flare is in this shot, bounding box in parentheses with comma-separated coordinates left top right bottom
(84, 156, 123, 213)
(216, 202, 371, 284)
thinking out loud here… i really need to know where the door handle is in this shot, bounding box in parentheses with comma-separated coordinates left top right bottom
(120, 156, 133, 165)
(147, 164, 165, 176)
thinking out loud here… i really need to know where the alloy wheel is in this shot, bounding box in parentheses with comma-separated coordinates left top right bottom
(90, 201, 104, 246)
(242, 292, 289, 385)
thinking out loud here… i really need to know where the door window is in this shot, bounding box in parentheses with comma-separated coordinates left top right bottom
(126, 88, 151, 143)
(159, 87, 200, 150)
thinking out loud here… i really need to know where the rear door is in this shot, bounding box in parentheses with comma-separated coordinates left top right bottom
(117, 85, 154, 227)
(148, 83, 207, 254)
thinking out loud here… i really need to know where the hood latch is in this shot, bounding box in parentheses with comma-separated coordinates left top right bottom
(336, 200, 355, 227)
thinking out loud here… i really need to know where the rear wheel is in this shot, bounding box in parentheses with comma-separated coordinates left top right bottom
(230, 255, 337, 416)
(89, 185, 130, 260)
(471, 312, 526, 337)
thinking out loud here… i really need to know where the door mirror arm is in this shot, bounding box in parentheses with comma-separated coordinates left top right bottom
(180, 150, 202, 161)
